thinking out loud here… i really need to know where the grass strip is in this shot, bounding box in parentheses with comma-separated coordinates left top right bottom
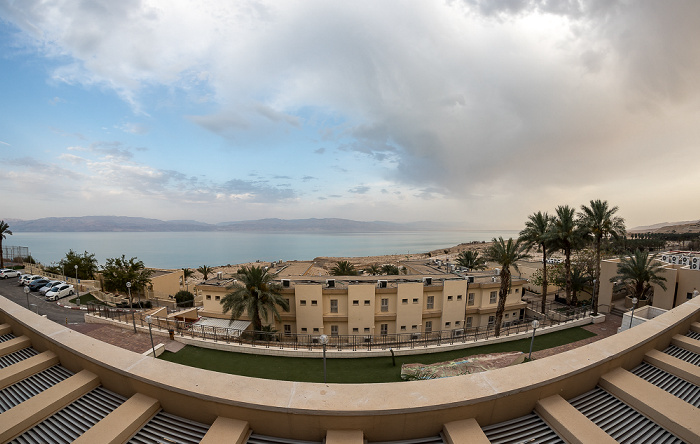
(159, 327, 596, 383)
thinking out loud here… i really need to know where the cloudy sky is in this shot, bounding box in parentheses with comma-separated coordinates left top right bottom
(1, 0, 699, 230)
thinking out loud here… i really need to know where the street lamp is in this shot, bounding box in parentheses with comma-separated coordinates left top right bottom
(74, 265, 80, 307)
(629, 297, 638, 329)
(146, 315, 156, 357)
(528, 319, 540, 361)
(319, 334, 329, 383)
(24, 285, 30, 308)
(126, 281, 132, 306)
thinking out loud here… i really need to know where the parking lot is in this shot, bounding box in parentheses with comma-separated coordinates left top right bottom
(0, 276, 87, 325)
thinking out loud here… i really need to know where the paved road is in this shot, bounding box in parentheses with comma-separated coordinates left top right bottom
(0, 276, 86, 325)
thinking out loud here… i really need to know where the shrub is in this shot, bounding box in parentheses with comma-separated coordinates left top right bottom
(174, 290, 195, 308)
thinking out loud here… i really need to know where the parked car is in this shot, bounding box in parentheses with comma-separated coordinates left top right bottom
(28, 278, 51, 291)
(19, 275, 43, 286)
(45, 284, 74, 301)
(0, 269, 20, 279)
(39, 280, 65, 295)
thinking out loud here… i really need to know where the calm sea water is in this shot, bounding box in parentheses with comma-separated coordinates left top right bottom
(9, 231, 519, 269)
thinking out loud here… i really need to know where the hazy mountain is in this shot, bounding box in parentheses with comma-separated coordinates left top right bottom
(8, 216, 455, 233)
(630, 219, 700, 232)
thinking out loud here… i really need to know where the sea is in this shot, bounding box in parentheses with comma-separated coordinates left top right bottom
(8, 230, 519, 269)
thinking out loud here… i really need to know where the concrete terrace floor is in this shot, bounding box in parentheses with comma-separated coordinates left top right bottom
(530, 313, 622, 359)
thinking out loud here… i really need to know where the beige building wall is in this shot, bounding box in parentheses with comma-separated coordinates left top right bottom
(396, 282, 425, 335)
(347, 285, 376, 336)
(294, 284, 324, 335)
(440, 280, 468, 332)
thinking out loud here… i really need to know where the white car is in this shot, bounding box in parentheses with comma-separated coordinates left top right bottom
(19, 274, 43, 286)
(39, 280, 65, 295)
(0, 269, 20, 279)
(46, 284, 74, 301)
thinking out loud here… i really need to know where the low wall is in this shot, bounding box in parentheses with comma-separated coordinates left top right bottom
(2, 296, 698, 441)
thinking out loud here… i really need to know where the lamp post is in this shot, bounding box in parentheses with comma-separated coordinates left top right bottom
(24, 285, 30, 308)
(319, 334, 329, 383)
(528, 319, 540, 361)
(629, 297, 638, 329)
(146, 315, 156, 357)
(126, 281, 132, 306)
(74, 265, 80, 307)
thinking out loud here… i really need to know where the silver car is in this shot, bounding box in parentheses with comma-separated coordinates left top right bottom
(0, 269, 20, 279)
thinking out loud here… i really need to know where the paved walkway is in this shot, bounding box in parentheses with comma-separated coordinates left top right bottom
(68, 323, 185, 354)
(530, 313, 623, 359)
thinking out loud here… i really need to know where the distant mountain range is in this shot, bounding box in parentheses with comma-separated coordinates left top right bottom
(630, 219, 700, 233)
(7, 216, 454, 233)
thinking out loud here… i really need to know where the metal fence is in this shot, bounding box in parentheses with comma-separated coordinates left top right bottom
(2, 246, 29, 262)
(87, 302, 590, 352)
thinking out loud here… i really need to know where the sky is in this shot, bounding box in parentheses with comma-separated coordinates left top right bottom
(1, 0, 699, 230)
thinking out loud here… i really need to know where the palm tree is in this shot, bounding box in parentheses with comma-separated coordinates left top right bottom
(221, 265, 290, 332)
(485, 237, 530, 336)
(548, 205, 585, 305)
(519, 211, 554, 314)
(182, 268, 195, 279)
(579, 199, 626, 315)
(330, 260, 358, 276)
(197, 265, 213, 280)
(612, 250, 667, 302)
(366, 264, 381, 275)
(0, 220, 12, 269)
(455, 250, 487, 271)
(381, 264, 400, 275)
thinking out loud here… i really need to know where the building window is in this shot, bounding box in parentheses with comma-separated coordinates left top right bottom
(301, 328, 307, 332)
(427, 296, 434, 309)
(425, 320, 432, 333)
(505, 313, 509, 318)
(353, 327, 359, 333)
(311, 300, 318, 306)
(381, 298, 389, 312)
(413, 298, 419, 304)
(447, 295, 453, 301)
(488, 315, 495, 327)
(313, 328, 319, 333)
(330, 299, 338, 313)
(445, 322, 451, 328)
(457, 294, 463, 300)
(331, 325, 338, 336)
(215, 295, 220, 301)
(515, 289, 519, 293)
(364, 300, 371, 306)
(455, 320, 461, 326)
(380, 324, 388, 335)
(412, 325, 418, 330)
(402, 299, 408, 304)
(400, 325, 406, 331)
(300, 300, 306, 306)
(285, 298, 290, 307)
(206, 295, 211, 300)
(490, 291, 497, 304)
(284, 324, 291, 336)
(353, 300, 359, 306)
(466, 317, 472, 328)
(364, 327, 370, 333)
(468, 293, 475, 306)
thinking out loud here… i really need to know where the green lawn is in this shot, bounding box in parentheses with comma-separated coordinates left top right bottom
(68, 293, 108, 305)
(158, 327, 596, 383)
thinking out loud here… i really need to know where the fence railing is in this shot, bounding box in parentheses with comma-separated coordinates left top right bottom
(87, 302, 591, 352)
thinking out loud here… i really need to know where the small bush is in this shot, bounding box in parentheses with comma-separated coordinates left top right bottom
(174, 290, 194, 308)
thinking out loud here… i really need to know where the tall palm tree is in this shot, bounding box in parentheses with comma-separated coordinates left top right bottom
(221, 265, 290, 332)
(485, 237, 530, 336)
(197, 265, 212, 280)
(579, 199, 626, 315)
(330, 260, 358, 276)
(381, 264, 400, 275)
(612, 250, 667, 302)
(519, 211, 554, 314)
(455, 250, 487, 271)
(366, 264, 381, 275)
(182, 268, 195, 279)
(548, 205, 584, 305)
(0, 220, 12, 269)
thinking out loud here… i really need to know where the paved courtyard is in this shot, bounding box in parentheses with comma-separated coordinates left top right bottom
(68, 323, 185, 354)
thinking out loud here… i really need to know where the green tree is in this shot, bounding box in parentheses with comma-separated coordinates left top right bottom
(381, 264, 400, 275)
(102, 255, 154, 305)
(579, 199, 626, 315)
(519, 211, 554, 314)
(0, 220, 12, 268)
(455, 250, 487, 271)
(611, 250, 667, 302)
(59, 250, 99, 280)
(174, 290, 195, 308)
(485, 237, 530, 336)
(330, 260, 358, 276)
(548, 205, 585, 305)
(366, 264, 381, 275)
(197, 265, 213, 280)
(182, 268, 195, 280)
(221, 265, 290, 332)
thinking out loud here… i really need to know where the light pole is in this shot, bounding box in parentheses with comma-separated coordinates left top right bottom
(126, 281, 132, 306)
(74, 265, 80, 307)
(146, 315, 156, 357)
(319, 334, 329, 383)
(24, 285, 30, 308)
(629, 297, 638, 329)
(528, 319, 540, 361)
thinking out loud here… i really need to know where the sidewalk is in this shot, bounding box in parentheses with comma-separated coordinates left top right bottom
(68, 323, 185, 354)
(530, 313, 622, 360)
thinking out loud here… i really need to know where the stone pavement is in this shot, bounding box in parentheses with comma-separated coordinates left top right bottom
(68, 323, 185, 354)
(530, 313, 623, 360)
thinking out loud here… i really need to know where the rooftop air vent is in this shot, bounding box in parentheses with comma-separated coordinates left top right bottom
(423, 277, 432, 285)
(281, 279, 290, 288)
(378, 280, 388, 288)
(216, 272, 223, 280)
(326, 279, 335, 288)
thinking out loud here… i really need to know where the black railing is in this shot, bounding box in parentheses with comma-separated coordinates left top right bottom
(87, 301, 591, 352)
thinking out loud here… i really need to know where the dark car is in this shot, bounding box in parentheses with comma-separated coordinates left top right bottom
(28, 278, 51, 291)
